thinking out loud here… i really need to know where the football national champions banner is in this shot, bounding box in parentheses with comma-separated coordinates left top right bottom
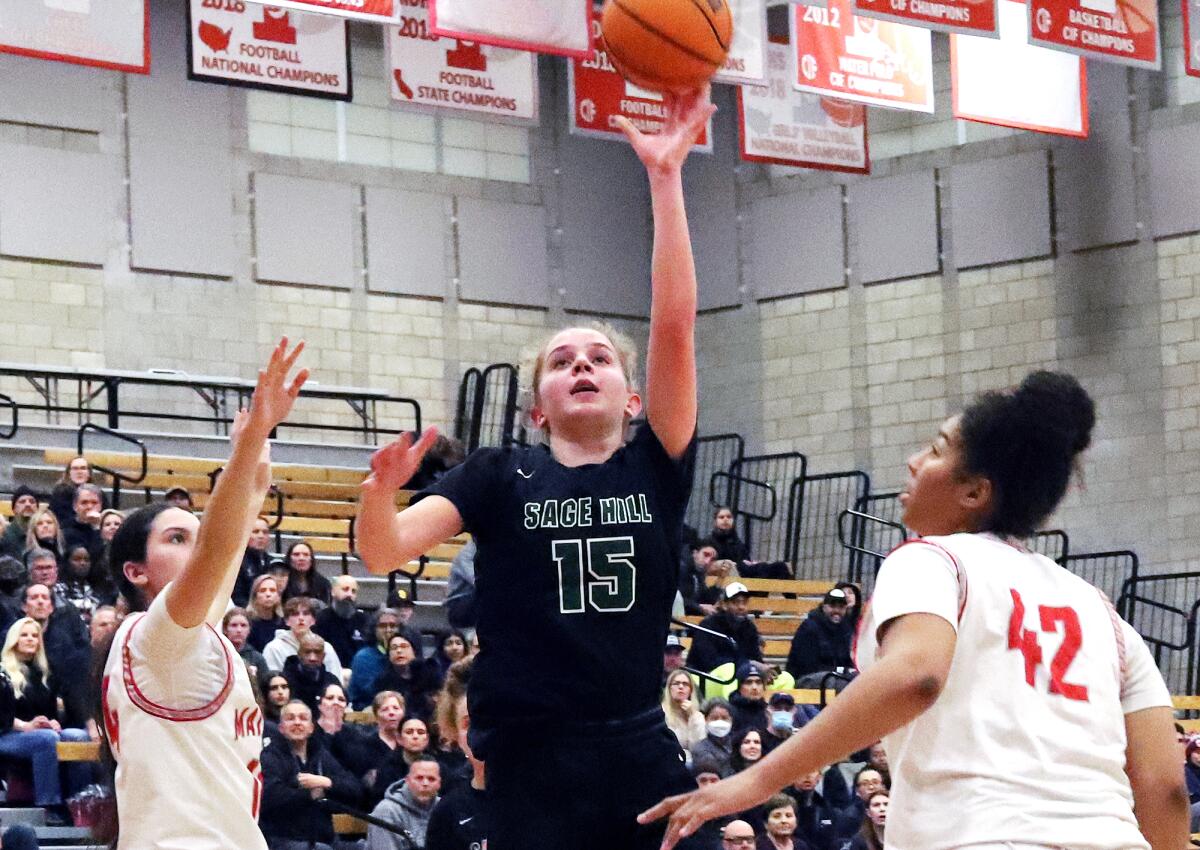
(386, 1, 538, 123)
(428, 0, 591, 57)
(952, 0, 1087, 136)
(568, 17, 712, 151)
(242, 0, 397, 23)
(0, 0, 149, 73)
(853, 0, 998, 36)
(739, 41, 868, 171)
(189, 0, 351, 99)
(1185, 0, 1199, 75)
(1028, 0, 1159, 68)
(714, 0, 769, 85)
(792, 0, 935, 112)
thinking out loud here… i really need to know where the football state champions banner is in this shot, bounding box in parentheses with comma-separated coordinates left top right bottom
(386, 1, 538, 123)
(242, 0, 397, 23)
(739, 41, 868, 171)
(714, 0, 769, 85)
(569, 17, 713, 151)
(952, 0, 1087, 135)
(189, 1, 351, 98)
(853, 0, 997, 37)
(791, 0, 934, 112)
(0, 0, 148, 72)
(1186, 0, 1199, 76)
(1028, 0, 1159, 68)
(428, 0, 592, 57)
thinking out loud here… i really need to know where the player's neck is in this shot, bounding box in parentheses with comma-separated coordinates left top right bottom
(547, 423, 625, 467)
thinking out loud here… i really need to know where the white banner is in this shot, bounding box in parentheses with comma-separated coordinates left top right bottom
(386, 1, 538, 123)
(0, 0, 148, 73)
(188, 0, 351, 99)
(428, 0, 591, 57)
(952, 0, 1087, 136)
(739, 41, 867, 171)
(714, 0, 769, 84)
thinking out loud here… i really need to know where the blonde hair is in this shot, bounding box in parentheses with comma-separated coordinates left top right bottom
(519, 322, 640, 426)
(1, 618, 49, 697)
(25, 508, 64, 554)
(247, 574, 283, 621)
(661, 668, 697, 720)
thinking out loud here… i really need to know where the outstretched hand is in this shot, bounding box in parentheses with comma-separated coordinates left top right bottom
(639, 770, 771, 850)
(236, 338, 309, 444)
(361, 428, 440, 498)
(615, 85, 716, 179)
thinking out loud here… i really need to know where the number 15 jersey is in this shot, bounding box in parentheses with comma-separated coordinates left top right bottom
(419, 424, 695, 734)
(856, 533, 1171, 850)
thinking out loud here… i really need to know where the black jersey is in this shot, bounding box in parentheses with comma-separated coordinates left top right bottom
(420, 423, 696, 731)
(425, 783, 487, 850)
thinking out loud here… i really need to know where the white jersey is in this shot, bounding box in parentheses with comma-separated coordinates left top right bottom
(102, 589, 267, 850)
(856, 533, 1171, 850)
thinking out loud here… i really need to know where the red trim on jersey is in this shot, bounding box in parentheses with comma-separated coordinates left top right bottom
(121, 613, 235, 722)
(852, 599, 871, 669)
(884, 538, 970, 622)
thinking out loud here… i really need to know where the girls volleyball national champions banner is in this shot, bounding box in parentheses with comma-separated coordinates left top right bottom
(738, 41, 868, 171)
(791, 0, 935, 112)
(853, 0, 998, 36)
(1028, 0, 1160, 68)
(428, 0, 592, 57)
(1186, 0, 1199, 75)
(241, 0, 398, 23)
(713, 0, 769, 85)
(0, 0, 148, 73)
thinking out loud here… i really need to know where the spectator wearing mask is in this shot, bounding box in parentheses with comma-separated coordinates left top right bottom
(691, 698, 736, 778)
(662, 669, 706, 755)
(687, 583, 763, 677)
(222, 607, 272, 696)
(246, 574, 285, 652)
(848, 790, 888, 850)
(313, 575, 369, 668)
(729, 661, 771, 734)
(61, 485, 103, 560)
(1, 487, 39, 560)
(785, 589, 853, 687)
(23, 510, 65, 567)
(263, 597, 343, 679)
(48, 457, 103, 528)
(758, 795, 811, 850)
(349, 608, 403, 710)
(280, 542, 331, 605)
(232, 516, 273, 608)
(260, 700, 362, 850)
(762, 692, 799, 754)
(785, 769, 842, 850)
(372, 633, 441, 720)
(282, 633, 341, 715)
(368, 755, 441, 850)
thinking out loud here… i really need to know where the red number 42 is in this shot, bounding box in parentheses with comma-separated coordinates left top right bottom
(1007, 589, 1089, 702)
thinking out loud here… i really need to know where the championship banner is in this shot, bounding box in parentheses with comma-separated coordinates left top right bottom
(188, 1, 351, 99)
(568, 17, 712, 150)
(428, 0, 592, 57)
(386, 1, 538, 123)
(1028, 0, 1159, 68)
(791, 0, 935, 112)
(739, 41, 868, 171)
(854, 0, 997, 37)
(714, 0, 769, 84)
(952, 0, 1087, 136)
(242, 0, 397, 24)
(0, 0, 149, 73)
(1185, 0, 1199, 76)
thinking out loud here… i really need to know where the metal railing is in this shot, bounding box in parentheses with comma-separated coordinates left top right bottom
(836, 508, 908, 592)
(79, 423, 147, 509)
(723, 452, 807, 563)
(686, 433, 745, 535)
(1029, 529, 1070, 562)
(454, 368, 481, 449)
(0, 392, 15, 439)
(787, 471, 871, 583)
(454, 363, 519, 453)
(1116, 570, 1199, 694)
(1063, 550, 1138, 616)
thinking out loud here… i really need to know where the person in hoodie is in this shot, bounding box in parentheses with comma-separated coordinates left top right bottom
(729, 662, 772, 735)
(313, 575, 370, 668)
(282, 633, 341, 715)
(260, 699, 362, 850)
(263, 596, 343, 679)
(691, 698, 736, 778)
(687, 584, 763, 677)
(0, 487, 39, 560)
(368, 755, 442, 850)
(784, 589, 853, 688)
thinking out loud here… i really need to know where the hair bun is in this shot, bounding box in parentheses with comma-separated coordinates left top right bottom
(1015, 371, 1095, 455)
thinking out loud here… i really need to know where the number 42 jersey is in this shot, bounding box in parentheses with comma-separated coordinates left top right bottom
(419, 424, 695, 734)
(856, 533, 1171, 850)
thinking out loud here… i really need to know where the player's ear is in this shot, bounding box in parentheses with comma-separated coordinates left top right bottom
(122, 560, 149, 589)
(528, 403, 548, 431)
(625, 391, 643, 421)
(959, 474, 992, 514)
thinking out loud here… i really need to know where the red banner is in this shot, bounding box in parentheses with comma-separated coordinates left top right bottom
(853, 0, 997, 36)
(1028, 0, 1159, 68)
(792, 0, 935, 112)
(243, 0, 397, 23)
(568, 18, 711, 151)
(1186, 0, 1199, 76)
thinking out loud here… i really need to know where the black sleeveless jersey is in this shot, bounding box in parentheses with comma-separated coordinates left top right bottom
(419, 423, 696, 731)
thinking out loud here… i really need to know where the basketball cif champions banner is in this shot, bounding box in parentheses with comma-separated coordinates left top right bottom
(853, 0, 998, 36)
(0, 0, 149, 72)
(569, 17, 712, 151)
(1185, 0, 1199, 75)
(1028, 0, 1159, 68)
(791, 0, 935, 112)
(428, 0, 592, 57)
(739, 41, 868, 171)
(241, 0, 397, 23)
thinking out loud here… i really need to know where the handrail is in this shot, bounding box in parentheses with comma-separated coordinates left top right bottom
(836, 509, 907, 560)
(79, 424, 147, 510)
(672, 617, 738, 685)
(0, 393, 15, 439)
(209, 466, 285, 531)
(711, 471, 776, 521)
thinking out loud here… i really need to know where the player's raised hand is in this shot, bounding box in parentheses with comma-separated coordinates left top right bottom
(639, 770, 770, 850)
(615, 84, 716, 178)
(238, 338, 309, 442)
(361, 427, 440, 497)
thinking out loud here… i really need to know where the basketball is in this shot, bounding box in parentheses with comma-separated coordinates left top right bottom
(600, 0, 733, 93)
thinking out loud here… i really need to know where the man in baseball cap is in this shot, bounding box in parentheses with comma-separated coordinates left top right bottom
(786, 586, 854, 688)
(686, 581, 763, 681)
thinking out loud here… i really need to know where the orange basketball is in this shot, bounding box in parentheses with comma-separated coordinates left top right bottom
(600, 0, 733, 93)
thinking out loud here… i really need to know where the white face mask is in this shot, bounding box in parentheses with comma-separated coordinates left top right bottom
(706, 719, 732, 738)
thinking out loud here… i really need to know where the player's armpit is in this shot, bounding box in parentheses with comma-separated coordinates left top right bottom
(1124, 705, 1190, 850)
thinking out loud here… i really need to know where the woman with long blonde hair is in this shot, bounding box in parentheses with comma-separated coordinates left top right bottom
(24, 509, 64, 564)
(245, 573, 284, 652)
(662, 669, 705, 756)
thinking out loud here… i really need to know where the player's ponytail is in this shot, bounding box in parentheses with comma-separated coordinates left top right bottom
(107, 502, 173, 612)
(958, 370, 1095, 538)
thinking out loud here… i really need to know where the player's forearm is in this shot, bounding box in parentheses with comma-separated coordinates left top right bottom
(648, 170, 697, 338)
(356, 490, 409, 575)
(1129, 770, 1190, 850)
